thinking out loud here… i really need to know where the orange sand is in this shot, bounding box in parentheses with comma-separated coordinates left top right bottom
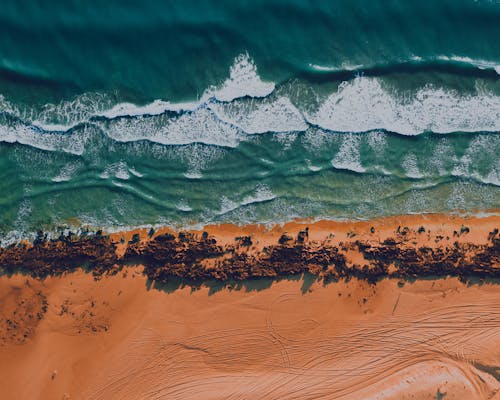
(1, 269, 500, 400)
(112, 213, 499, 267)
(1, 214, 499, 400)
(113, 213, 499, 249)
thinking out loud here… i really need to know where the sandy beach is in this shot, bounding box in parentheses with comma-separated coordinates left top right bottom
(1, 213, 498, 284)
(2, 1, 499, 398)
(0, 214, 499, 399)
(113, 212, 500, 250)
(1, 269, 500, 399)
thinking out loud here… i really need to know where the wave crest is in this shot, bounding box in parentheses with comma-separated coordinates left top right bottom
(1, 54, 500, 155)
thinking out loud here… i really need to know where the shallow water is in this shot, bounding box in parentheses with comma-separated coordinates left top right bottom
(0, 0, 499, 241)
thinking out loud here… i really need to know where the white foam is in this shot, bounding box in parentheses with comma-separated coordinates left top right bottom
(0, 94, 16, 115)
(452, 154, 471, 180)
(32, 123, 74, 132)
(309, 64, 337, 72)
(0, 53, 274, 131)
(98, 99, 199, 119)
(99, 100, 170, 118)
(483, 169, 500, 186)
(111, 180, 125, 187)
(452, 135, 500, 186)
(216, 184, 276, 217)
(218, 196, 239, 215)
(15, 198, 32, 228)
(0, 54, 275, 151)
(366, 131, 387, 155)
(403, 189, 429, 214)
(209, 96, 307, 134)
(402, 153, 424, 179)
(52, 161, 81, 182)
(211, 53, 275, 102)
(273, 131, 299, 149)
(183, 171, 202, 179)
(101, 107, 241, 147)
(309, 55, 500, 77)
(331, 134, 366, 173)
(94, 53, 275, 122)
(176, 201, 193, 212)
(311, 56, 500, 75)
(128, 167, 143, 178)
(0, 121, 89, 155)
(259, 158, 274, 165)
(100, 161, 131, 180)
(427, 139, 455, 176)
(306, 160, 322, 172)
(309, 62, 363, 72)
(0, 92, 110, 133)
(2, 53, 500, 157)
(177, 144, 226, 179)
(302, 128, 334, 152)
(436, 55, 500, 73)
(309, 76, 500, 135)
(241, 184, 276, 206)
(30, 92, 114, 131)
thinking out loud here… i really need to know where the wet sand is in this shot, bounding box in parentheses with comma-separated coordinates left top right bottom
(113, 212, 500, 252)
(0, 214, 499, 399)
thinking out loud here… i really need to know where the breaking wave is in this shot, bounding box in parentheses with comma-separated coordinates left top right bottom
(1, 54, 500, 155)
(0, 54, 499, 239)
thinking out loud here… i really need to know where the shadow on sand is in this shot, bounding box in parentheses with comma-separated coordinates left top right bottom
(145, 270, 500, 297)
(147, 271, 320, 296)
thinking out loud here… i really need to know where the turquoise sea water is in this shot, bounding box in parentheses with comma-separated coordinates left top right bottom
(0, 0, 499, 241)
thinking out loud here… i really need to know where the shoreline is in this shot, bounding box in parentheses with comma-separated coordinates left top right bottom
(1, 213, 499, 399)
(1, 213, 498, 285)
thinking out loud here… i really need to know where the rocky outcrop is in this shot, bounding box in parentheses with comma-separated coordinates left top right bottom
(0, 227, 498, 285)
(0, 231, 118, 278)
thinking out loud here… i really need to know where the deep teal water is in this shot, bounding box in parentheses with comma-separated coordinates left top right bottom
(0, 0, 499, 241)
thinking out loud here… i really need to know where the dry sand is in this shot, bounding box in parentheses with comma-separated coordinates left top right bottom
(1, 214, 499, 400)
(2, 274, 500, 399)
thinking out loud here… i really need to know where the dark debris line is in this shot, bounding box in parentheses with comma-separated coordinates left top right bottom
(0, 229, 499, 285)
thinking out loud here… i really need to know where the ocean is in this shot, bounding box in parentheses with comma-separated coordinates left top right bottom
(0, 0, 499, 242)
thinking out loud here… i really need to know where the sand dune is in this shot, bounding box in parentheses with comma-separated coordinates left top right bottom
(1, 269, 499, 399)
